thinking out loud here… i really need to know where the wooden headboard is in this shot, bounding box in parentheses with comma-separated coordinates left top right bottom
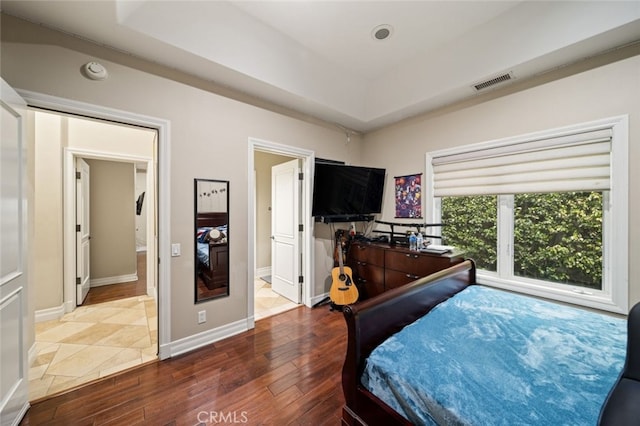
(196, 212, 228, 228)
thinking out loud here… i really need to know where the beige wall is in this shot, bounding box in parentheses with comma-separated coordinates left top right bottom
(1, 14, 363, 342)
(7, 10, 635, 352)
(33, 113, 64, 311)
(31, 109, 156, 313)
(86, 159, 137, 281)
(362, 52, 640, 307)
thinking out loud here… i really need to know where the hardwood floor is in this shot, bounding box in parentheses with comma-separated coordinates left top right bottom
(20, 305, 347, 425)
(84, 252, 148, 306)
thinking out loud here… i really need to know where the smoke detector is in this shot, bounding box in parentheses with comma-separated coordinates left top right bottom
(82, 61, 108, 81)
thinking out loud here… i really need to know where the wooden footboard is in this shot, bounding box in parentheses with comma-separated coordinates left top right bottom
(341, 259, 476, 426)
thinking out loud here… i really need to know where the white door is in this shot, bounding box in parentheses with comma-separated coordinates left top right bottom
(76, 158, 91, 304)
(1, 79, 30, 425)
(271, 159, 301, 303)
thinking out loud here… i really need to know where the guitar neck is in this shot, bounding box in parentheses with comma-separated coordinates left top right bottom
(338, 244, 345, 273)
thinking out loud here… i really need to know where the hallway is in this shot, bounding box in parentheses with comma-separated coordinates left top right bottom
(28, 294, 157, 401)
(28, 253, 157, 401)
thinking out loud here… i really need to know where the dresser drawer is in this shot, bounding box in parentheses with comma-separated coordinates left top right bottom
(352, 262, 385, 299)
(385, 250, 460, 277)
(384, 268, 420, 290)
(349, 243, 385, 267)
(385, 250, 429, 276)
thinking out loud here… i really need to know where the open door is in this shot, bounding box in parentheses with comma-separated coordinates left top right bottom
(76, 157, 91, 304)
(1, 78, 30, 424)
(270, 159, 301, 303)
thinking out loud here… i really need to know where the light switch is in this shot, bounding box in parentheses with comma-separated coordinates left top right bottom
(171, 243, 181, 257)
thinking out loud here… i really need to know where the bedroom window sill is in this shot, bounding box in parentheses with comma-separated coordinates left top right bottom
(476, 271, 626, 315)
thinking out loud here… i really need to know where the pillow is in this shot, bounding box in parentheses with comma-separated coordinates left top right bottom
(196, 227, 212, 243)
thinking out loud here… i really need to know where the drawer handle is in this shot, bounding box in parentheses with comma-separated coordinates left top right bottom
(405, 274, 418, 279)
(358, 262, 367, 266)
(405, 254, 420, 259)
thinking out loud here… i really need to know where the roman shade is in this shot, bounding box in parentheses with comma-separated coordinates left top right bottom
(431, 128, 612, 197)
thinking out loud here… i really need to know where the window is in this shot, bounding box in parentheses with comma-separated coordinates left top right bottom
(427, 116, 628, 313)
(441, 195, 497, 272)
(513, 192, 603, 290)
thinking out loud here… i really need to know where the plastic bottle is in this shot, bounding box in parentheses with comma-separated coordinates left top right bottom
(416, 232, 423, 251)
(409, 232, 417, 251)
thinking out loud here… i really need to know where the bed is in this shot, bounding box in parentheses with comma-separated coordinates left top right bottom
(196, 212, 228, 290)
(341, 260, 637, 425)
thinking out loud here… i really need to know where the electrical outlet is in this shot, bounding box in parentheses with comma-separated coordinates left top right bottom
(198, 310, 206, 324)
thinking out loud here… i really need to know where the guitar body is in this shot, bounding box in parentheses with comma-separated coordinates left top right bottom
(330, 230, 358, 306)
(330, 265, 358, 305)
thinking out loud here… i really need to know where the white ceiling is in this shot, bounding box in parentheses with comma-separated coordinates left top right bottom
(3, 1, 640, 132)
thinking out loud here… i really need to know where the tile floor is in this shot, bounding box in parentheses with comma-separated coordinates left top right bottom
(28, 280, 295, 401)
(28, 295, 157, 401)
(254, 277, 299, 320)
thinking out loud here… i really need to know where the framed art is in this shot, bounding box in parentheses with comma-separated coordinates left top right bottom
(395, 173, 422, 218)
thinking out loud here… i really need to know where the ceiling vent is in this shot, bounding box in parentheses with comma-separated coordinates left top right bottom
(473, 72, 514, 91)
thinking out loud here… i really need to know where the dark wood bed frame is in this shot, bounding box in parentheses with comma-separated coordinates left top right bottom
(196, 212, 228, 290)
(341, 259, 476, 426)
(340, 258, 640, 426)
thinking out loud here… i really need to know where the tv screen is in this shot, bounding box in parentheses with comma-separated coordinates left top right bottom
(312, 162, 386, 217)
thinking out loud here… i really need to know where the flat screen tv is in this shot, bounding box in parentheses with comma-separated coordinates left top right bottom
(312, 162, 386, 218)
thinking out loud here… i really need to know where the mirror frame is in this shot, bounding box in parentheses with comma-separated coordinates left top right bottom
(194, 178, 230, 303)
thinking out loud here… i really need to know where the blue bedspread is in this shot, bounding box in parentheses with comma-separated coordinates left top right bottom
(197, 242, 209, 267)
(361, 285, 627, 425)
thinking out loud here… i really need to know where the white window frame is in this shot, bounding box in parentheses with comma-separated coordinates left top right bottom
(426, 116, 628, 314)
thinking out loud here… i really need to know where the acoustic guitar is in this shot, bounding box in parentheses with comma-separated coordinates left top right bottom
(330, 237, 358, 305)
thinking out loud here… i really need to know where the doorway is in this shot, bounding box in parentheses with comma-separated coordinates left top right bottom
(28, 109, 160, 400)
(249, 139, 314, 325)
(254, 153, 300, 320)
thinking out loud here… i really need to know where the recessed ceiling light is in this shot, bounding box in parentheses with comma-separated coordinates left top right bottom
(372, 24, 393, 41)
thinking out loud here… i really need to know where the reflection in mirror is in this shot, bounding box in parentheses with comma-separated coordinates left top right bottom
(195, 179, 229, 303)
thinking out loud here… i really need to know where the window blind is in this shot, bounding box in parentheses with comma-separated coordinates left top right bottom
(431, 128, 612, 197)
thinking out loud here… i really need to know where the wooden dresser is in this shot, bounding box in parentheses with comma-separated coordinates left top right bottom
(204, 242, 228, 289)
(347, 241, 464, 300)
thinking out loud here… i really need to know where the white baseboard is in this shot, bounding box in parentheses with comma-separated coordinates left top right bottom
(136, 246, 147, 253)
(28, 342, 38, 366)
(160, 318, 248, 358)
(310, 292, 330, 308)
(255, 266, 271, 279)
(90, 273, 138, 287)
(14, 402, 30, 426)
(34, 303, 66, 323)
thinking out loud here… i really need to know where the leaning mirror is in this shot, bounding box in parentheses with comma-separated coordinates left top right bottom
(195, 179, 229, 303)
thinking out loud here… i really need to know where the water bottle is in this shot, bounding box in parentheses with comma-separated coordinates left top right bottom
(416, 232, 423, 251)
(409, 232, 417, 251)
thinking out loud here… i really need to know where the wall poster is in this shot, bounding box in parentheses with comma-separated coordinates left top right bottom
(395, 173, 422, 218)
